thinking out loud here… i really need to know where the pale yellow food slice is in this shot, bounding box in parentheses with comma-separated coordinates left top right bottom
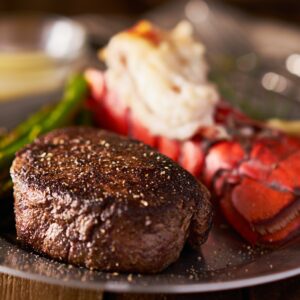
(267, 119, 300, 136)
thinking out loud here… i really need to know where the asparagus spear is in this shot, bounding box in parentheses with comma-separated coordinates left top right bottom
(75, 108, 94, 126)
(0, 74, 88, 170)
(0, 106, 52, 150)
(41, 74, 88, 131)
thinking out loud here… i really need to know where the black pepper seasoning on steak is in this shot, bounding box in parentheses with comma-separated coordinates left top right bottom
(11, 127, 212, 273)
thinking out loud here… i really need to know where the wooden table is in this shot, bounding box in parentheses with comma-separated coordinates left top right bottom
(1, 273, 300, 300)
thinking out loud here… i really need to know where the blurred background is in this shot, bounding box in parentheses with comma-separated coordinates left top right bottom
(0, 0, 300, 24)
(1, 0, 300, 127)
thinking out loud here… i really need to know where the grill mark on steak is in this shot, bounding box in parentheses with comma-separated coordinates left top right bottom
(11, 127, 212, 273)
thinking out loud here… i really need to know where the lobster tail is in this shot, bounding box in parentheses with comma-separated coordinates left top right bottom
(85, 64, 300, 247)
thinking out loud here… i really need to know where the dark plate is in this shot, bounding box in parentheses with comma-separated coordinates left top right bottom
(1, 87, 300, 294)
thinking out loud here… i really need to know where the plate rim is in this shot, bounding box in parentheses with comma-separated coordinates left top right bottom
(1, 261, 300, 293)
(1, 238, 300, 294)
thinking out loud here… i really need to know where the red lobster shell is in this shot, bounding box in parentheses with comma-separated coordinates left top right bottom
(85, 69, 300, 246)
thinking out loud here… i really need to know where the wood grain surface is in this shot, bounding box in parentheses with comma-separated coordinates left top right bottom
(1, 273, 300, 300)
(0, 274, 103, 300)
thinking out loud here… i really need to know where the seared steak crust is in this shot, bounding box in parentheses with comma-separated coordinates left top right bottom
(11, 127, 212, 273)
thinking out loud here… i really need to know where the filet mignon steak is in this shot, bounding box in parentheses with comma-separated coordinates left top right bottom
(11, 127, 212, 273)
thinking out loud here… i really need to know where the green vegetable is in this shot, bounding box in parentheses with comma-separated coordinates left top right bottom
(41, 74, 88, 131)
(0, 106, 52, 150)
(0, 74, 88, 171)
(75, 108, 93, 126)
